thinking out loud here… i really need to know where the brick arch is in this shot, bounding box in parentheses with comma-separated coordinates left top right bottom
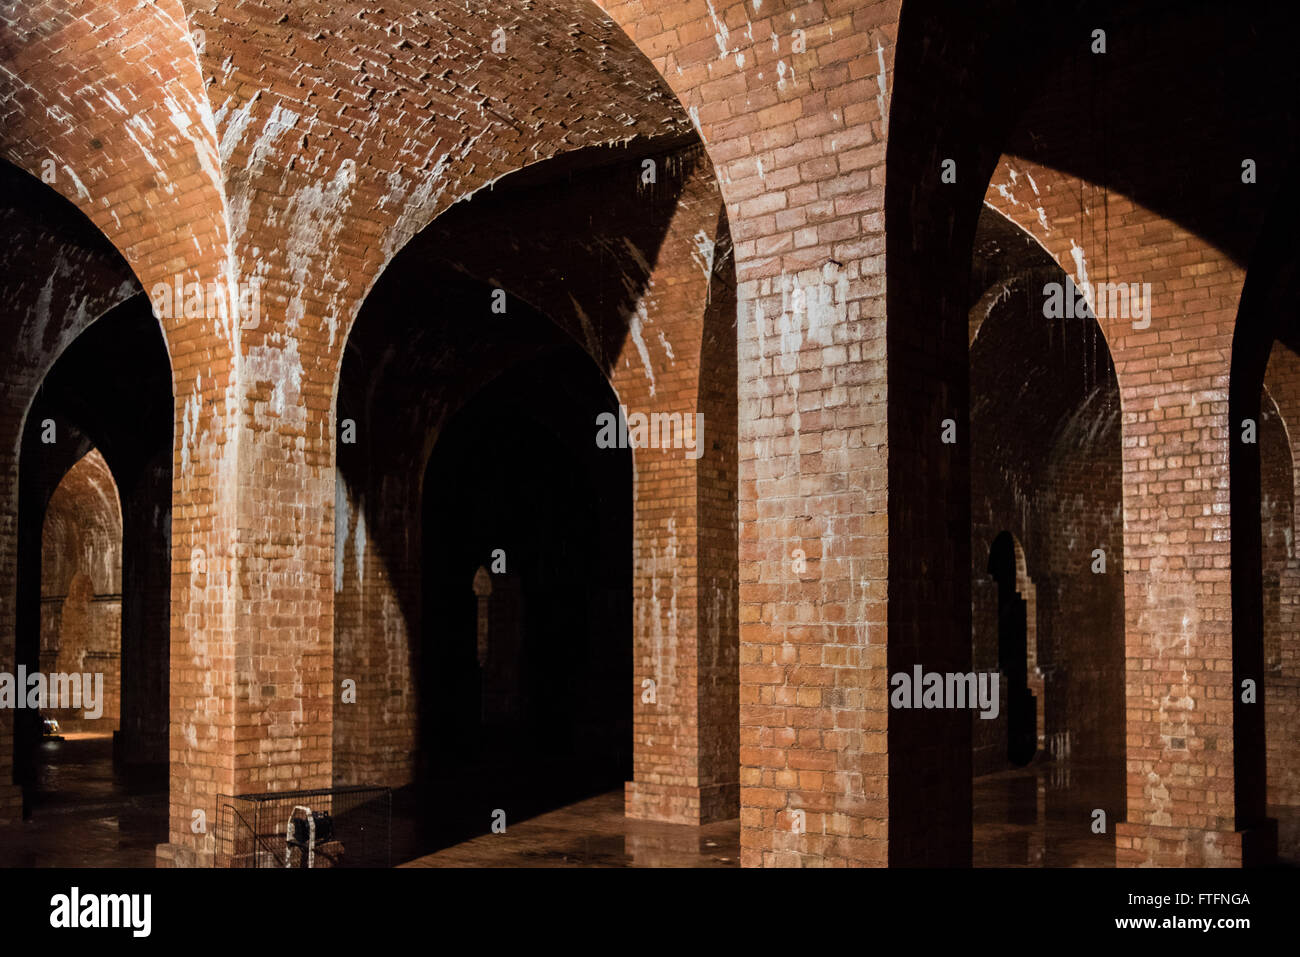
(977, 29, 1300, 857)
(330, 136, 730, 504)
(41, 448, 122, 600)
(1, 7, 244, 846)
(0, 162, 147, 446)
(980, 160, 1220, 395)
(162, 6, 721, 847)
(327, 144, 713, 419)
(196, 0, 694, 378)
(968, 201, 1127, 824)
(12, 293, 175, 466)
(982, 155, 1261, 863)
(353, 143, 723, 401)
(7, 287, 176, 801)
(0, 0, 235, 327)
(0, 152, 156, 820)
(329, 126, 740, 821)
(331, 278, 623, 789)
(970, 198, 1124, 374)
(884, 0, 1300, 867)
(133, 0, 895, 865)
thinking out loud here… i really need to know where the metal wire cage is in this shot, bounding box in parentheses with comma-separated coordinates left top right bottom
(216, 785, 392, 868)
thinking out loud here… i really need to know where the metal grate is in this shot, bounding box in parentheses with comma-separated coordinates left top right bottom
(216, 785, 391, 868)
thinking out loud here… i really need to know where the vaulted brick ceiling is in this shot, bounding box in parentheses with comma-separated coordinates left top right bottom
(0, 0, 695, 360)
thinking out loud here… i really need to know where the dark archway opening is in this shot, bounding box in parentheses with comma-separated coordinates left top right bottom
(334, 132, 737, 864)
(416, 346, 632, 851)
(988, 533, 1036, 769)
(8, 295, 172, 865)
(334, 257, 646, 862)
(967, 208, 1125, 867)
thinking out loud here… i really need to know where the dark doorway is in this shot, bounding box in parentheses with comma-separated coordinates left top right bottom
(415, 345, 632, 852)
(989, 532, 1036, 768)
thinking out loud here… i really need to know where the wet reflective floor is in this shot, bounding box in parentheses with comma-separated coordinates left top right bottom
(1, 740, 1290, 868)
(0, 734, 167, 868)
(973, 762, 1116, 867)
(974, 761, 1300, 867)
(407, 761, 1114, 868)
(977, 764, 1118, 868)
(1270, 805, 1300, 867)
(401, 790, 740, 867)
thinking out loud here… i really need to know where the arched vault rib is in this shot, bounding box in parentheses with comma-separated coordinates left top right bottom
(0, 0, 234, 346)
(194, 0, 696, 366)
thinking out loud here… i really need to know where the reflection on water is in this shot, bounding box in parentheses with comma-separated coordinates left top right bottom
(973, 761, 1115, 867)
(0, 734, 166, 867)
(402, 791, 739, 868)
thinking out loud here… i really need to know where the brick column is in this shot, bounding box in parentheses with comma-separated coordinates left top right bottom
(595, 0, 903, 866)
(159, 325, 335, 866)
(619, 177, 738, 825)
